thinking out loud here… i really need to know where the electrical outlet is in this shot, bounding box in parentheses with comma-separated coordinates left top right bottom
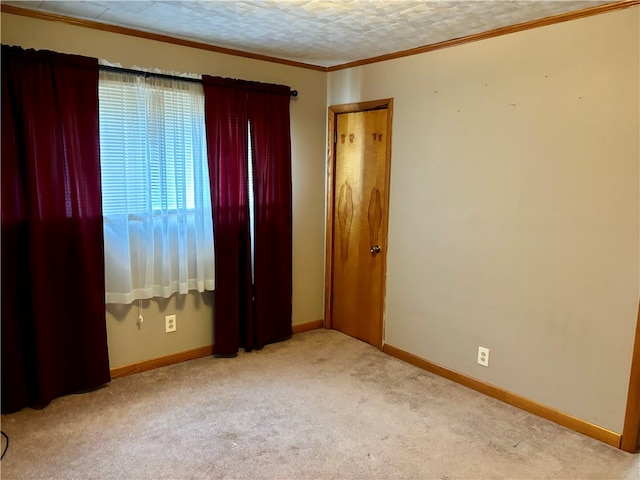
(477, 346, 490, 367)
(165, 314, 176, 333)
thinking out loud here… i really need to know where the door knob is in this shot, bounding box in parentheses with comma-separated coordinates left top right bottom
(370, 245, 381, 254)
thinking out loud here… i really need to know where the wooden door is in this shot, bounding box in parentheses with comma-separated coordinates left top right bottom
(326, 101, 392, 348)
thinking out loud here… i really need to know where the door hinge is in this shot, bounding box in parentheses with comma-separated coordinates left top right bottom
(334, 131, 337, 144)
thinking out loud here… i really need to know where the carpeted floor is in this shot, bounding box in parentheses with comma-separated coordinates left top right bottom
(1, 329, 638, 479)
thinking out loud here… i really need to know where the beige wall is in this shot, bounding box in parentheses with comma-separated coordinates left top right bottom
(328, 8, 639, 434)
(1, 13, 327, 369)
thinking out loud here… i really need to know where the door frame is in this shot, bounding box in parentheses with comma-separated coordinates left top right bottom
(324, 98, 394, 349)
(621, 301, 640, 452)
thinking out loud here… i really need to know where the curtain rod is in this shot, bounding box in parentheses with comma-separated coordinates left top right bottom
(98, 64, 299, 97)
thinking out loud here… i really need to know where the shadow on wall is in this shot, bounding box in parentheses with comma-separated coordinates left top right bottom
(329, 67, 363, 106)
(106, 291, 214, 325)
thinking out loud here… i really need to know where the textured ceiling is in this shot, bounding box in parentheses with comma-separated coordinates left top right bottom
(4, 0, 615, 67)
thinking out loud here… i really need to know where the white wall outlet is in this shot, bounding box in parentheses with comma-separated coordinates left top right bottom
(165, 314, 177, 333)
(477, 346, 490, 367)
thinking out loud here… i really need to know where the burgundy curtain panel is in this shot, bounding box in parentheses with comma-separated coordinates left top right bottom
(203, 77, 254, 355)
(1, 45, 110, 413)
(203, 76, 293, 354)
(249, 86, 293, 347)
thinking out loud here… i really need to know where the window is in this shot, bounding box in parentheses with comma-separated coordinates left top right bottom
(99, 70, 214, 304)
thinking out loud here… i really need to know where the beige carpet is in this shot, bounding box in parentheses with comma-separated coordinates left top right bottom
(1, 329, 638, 479)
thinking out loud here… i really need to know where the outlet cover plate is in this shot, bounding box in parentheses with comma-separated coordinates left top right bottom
(477, 346, 490, 367)
(165, 314, 177, 333)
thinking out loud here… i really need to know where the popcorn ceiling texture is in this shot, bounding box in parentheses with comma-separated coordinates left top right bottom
(5, 0, 611, 66)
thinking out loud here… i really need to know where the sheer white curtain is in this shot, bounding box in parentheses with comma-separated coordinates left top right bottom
(99, 70, 214, 304)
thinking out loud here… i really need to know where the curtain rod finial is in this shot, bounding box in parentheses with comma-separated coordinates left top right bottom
(291, 90, 298, 97)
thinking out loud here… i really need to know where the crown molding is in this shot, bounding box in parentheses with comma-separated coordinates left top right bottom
(3, 1, 637, 73)
(328, 0, 639, 71)
(0, 4, 328, 72)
